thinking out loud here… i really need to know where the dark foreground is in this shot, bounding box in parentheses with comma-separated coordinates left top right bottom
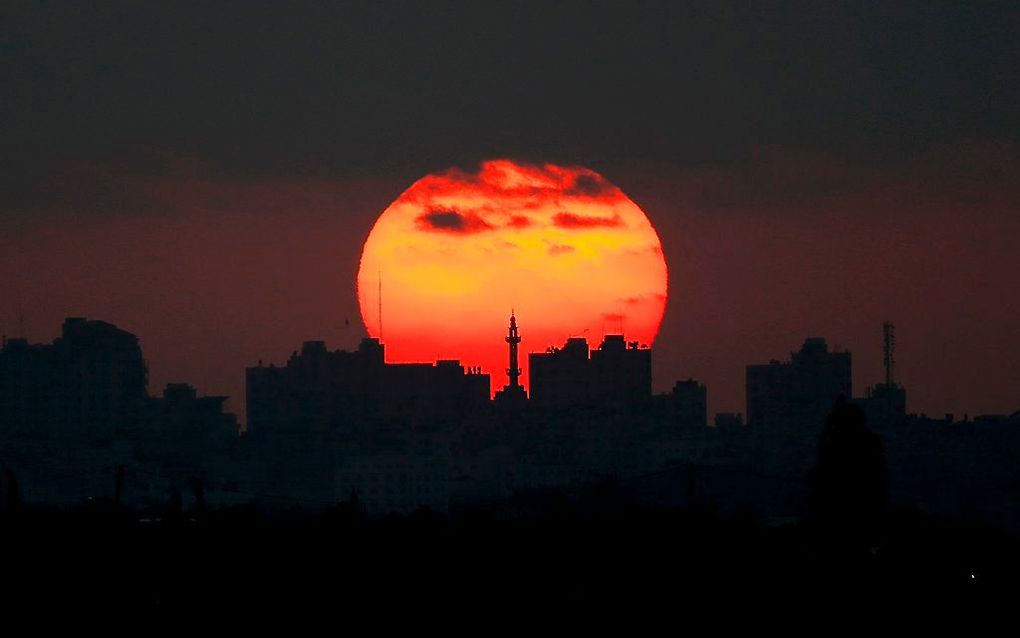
(3, 494, 1018, 623)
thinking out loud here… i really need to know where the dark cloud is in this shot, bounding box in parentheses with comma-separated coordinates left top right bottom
(415, 209, 493, 234)
(553, 212, 624, 229)
(613, 142, 1020, 221)
(565, 174, 613, 197)
(616, 293, 669, 307)
(547, 244, 575, 255)
(4, 2, 1017, 182)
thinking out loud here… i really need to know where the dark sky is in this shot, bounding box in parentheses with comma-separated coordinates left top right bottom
(3, 1, 1019, 421)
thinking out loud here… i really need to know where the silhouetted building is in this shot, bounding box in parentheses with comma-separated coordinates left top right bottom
(0, 318, 244, 508)
(0, 318, 148, 438)
(714, 412, 744, 429)
(859, 383, 907, 427)
(246, 337, 490, 433)
(671, 379, 707, 429)
(529, 335, 651, 407)
(494, 312, 527, 406)
(153, 383, 238, 438)
(147, 382, 240, 496)
(590, 335, 652, 405)
(808, 397, 888, 541)
(0, 337, 51, 435)
(746, 338, 851, 428)
(382, 359, 490, 420)
(247, 338, 386, 435)
(528, 337, 590, 406)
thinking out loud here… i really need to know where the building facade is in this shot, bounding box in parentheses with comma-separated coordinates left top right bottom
(0, 317, 148, 438)
(246, 337, 490, 433)
(671, 378, 707, 429)
(746, 338, 851, 428)
(529, 335, 651, 407)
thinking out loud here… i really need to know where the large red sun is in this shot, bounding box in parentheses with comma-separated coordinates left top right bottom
(357, 159, 668, 394)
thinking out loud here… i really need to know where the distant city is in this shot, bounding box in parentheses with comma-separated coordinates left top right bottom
(1, 314, 1018, 529)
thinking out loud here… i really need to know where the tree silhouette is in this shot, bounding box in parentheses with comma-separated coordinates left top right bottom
(808, 395, 888, 545)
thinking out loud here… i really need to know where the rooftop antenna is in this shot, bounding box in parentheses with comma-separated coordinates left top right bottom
(378, 268, 383, 342)
(883, 321, 896, 386)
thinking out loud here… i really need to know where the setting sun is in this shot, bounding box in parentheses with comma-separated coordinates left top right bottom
(357, 159, 668, 393)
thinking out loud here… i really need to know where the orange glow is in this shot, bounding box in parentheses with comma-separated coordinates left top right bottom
(357, 160, 668, 394)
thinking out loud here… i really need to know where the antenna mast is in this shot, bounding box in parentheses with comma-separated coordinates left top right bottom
(883, 321, 895, 386)
(378, 269, 383, 341)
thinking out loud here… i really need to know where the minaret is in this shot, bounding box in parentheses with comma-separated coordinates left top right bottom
(495, 310, 527, 406)
(505, 311, 522, 390)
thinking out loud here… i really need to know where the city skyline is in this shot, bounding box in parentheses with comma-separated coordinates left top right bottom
(4, 312, 1015, 521)
(3, 312, 1002, 427)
